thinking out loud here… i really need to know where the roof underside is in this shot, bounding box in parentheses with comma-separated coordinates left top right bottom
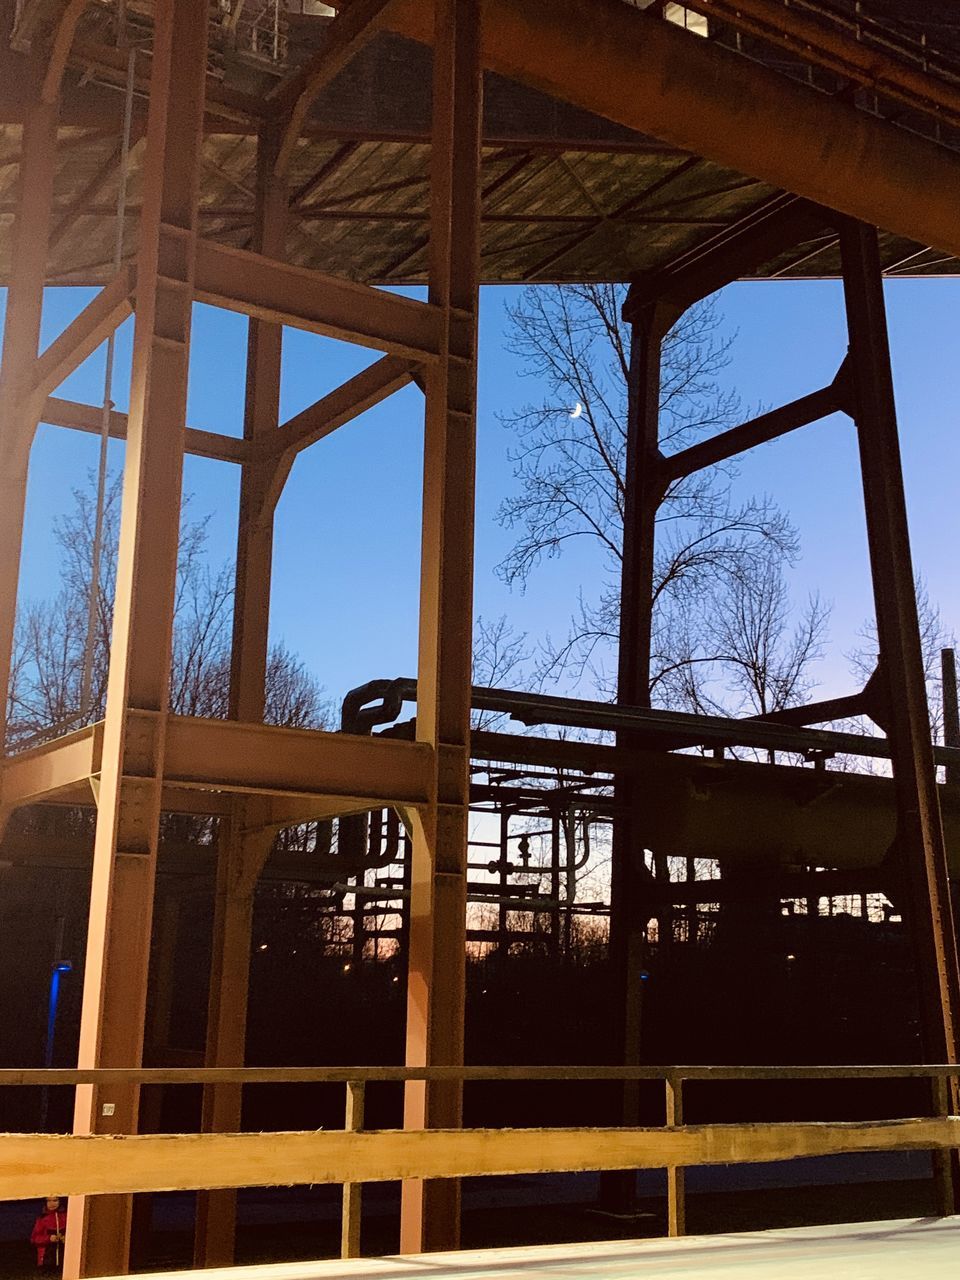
(3, 0, 960, 286)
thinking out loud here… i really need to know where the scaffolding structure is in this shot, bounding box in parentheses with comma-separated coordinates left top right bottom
(1, 0, 960, 1275)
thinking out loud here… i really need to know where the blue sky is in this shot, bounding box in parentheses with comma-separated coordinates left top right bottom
(8, 275, 960, 711)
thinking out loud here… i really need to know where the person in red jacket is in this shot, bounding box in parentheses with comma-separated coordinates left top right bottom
(30, 1198, 67, 1270)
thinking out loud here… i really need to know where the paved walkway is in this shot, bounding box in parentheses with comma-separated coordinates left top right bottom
(98, 1216, 960, 1279)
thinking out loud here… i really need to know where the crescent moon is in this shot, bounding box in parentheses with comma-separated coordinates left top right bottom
(570, 401, 584, 419)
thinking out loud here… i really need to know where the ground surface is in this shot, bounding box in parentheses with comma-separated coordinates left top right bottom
(0, 1165, 939, 1278)
(90, 1217, 960, 1280)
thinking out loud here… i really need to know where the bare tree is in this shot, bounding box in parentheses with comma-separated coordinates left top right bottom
(471, 614, 529, 730)
(7, 475, 328, 748)
(674, 548, 829, 718)
(496, 284, 821, 707)
(848, 576, 954, 742)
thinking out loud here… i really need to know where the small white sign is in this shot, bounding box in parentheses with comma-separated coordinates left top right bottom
(102, 1103, 116, 1117)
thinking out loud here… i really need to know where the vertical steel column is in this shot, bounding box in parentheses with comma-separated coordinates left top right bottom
(603, 298, 673, 1210)
(228, 122, 287, 726)
(0, 90, 58, 759)
(601, 296, 675, 1208)
(194, 122, 288, 1269)
(400, 0, 481, 1254)
(616, 298, 674, 711)
(839, 220, 960, 1068)
(942, 649, 960, 787)
(193, 819, 273, 1265)
(62, 3, 207, 1275)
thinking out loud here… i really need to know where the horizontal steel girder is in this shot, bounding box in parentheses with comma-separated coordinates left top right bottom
(387, 0, 960, 259)
(1, 714, 434, 816)
(41, 396, 248, 464)
(193, 241, 443, 360)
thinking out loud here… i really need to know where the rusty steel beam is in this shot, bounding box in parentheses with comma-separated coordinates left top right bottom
(0, 725, 101, 816)
(30, 265, 135, 407)
(227, 126, 288, 730)
(268, 354, 416, 458)
(0, 714, 434, 811)
(63, 0, 209, 1273)
(840, 220, 960, 1075)
(256, 354, 415, 523)
(41, 0, 92, 105)
(661, 363, 849, 483)
(163, 715, 433, 808)
(386, 0, 960, 257)
(257, 353, 416, 521)
(194, 816, 274, 1266)
(521, 155, 703, 283)
(603, 299, 674, 1214)
(71, 35, 263, 126)
(682, 0, 960, 135)
(401, 0, 481, 1254)
(840, 219, 960, 1212)
(626, 195, 832, 315)
(269, 0, 398, 176)
(0, 91, 58, 758)
(195, 122, 289, 1268)
(193, 239, 442, 360)
(41, 396, 247, 463)
(0, 85, 684, 154)
(944, 649, 960, 788)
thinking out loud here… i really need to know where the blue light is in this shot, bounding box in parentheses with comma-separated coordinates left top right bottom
(45, 961, 73, 1069)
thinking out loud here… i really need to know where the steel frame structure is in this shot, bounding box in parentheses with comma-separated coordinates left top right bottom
(0, 0, 959, 1276)
(612, 205, 960, 1212)
(0, 0, 479, 1272)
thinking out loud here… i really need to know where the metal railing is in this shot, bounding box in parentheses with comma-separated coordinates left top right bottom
(1, 1063, 957, 1258)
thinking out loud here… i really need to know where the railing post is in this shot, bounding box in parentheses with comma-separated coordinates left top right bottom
(341, 1081, 366, 1258)
(932, 1071, 955, 1217)
(665, 1072, 686, 1237)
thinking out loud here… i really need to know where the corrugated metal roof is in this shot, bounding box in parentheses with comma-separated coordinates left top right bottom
(3, 2, 959, 285)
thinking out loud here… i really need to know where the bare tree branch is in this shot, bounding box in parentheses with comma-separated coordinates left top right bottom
(496, 285, 826, 707)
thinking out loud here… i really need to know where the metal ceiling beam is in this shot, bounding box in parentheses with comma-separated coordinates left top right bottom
(41, 0, 91, 105)
(521, 155, 704, 282)
(71, 36, 263, 126)
(681, 0, 960, 134)
(626, 195, 833, 313)
(48, 135, 133, 253)
(386, 0, 960, 257)
(193, 240, 442, 360)
(269, 0, 398, 176)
